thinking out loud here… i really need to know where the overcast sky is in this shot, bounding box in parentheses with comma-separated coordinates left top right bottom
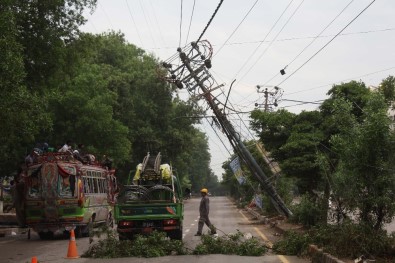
(81, 0, 395, 179)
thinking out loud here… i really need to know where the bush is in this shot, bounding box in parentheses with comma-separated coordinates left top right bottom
(310, 222, 395, 258)
(83, 231, 186, 258)
(193, 230, 266, 256)
(273, 222, 395, 259)
(272, 231, 312, 256)
(83, 229, 266, 258)
(288, 195, 324, 227)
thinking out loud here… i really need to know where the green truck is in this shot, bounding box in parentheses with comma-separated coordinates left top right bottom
(115, 153, 184, 240)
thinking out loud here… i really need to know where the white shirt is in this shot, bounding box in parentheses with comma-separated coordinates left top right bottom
(58, 144, 71, 152)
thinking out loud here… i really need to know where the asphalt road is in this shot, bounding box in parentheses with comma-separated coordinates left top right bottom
(0, 196, 309, 263)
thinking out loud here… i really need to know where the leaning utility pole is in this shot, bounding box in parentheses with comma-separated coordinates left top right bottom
(160, 41, 292, 217)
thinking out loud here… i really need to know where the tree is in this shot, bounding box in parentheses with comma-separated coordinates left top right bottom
(0, 0, 97, 176)
(250, 109, 295, 155)
(251, 109, 324, 196)
(45, 31, 212, 186)
(330, 93, 395, 229)
(0, 1, 51, 175)
(320, 81, 370, 125)
(378, 75, 395, 106)
(14, 0, 97, 89)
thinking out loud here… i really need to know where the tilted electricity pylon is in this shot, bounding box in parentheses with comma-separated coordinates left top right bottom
(159, 41, 292, 217)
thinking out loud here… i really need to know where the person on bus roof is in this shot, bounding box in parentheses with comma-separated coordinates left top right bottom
(25, 150, 37, 166)
(58, 140, 72, 153)
(73, 144, 86, 163)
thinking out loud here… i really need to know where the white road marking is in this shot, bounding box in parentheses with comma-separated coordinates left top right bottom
(185, 229, 190, 233)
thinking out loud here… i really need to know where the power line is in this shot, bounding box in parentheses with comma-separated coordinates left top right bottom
(231, 0, 295, 82)
(237, 0, 305, 85)
(228, 0, 300, 106)
(262, 0, 355, 87)
(179, 0, 183, 48)
(98, 2, 114, 28)
(277, 0, 377, 87)
(149, 0, 167, 47)
(149, 27, 395, 50)
(139, 0, 157, 48)
(237, 65, 395, 112)
(283, 65, 395, 97)
(213, 0, 260, 57)
(185, 0, 196, 46)
(280, 102, 319, 109)
(88, 20, 98, 34)
(281, 99, 324, 104)
(125, 0, 144, 47)
(196, 0, 225, 42)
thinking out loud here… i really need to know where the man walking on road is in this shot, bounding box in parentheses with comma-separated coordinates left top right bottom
(195, 188, 217, 236)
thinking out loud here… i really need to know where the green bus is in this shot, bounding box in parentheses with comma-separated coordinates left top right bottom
(18, 152, 118, 239)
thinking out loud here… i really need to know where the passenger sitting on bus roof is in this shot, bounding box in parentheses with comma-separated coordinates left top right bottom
(58, 140, 72, 153)
(33, 143, 43, 155)
(42, 142, 49, 153)
(73, 144, 87, 163)
(25, 150, 37, 166)
(101, 155, 113, 170)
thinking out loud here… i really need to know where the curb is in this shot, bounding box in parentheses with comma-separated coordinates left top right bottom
(243, 206, 346, 263)
(308, 244, 345, 263)
(0, 226, 26, 237)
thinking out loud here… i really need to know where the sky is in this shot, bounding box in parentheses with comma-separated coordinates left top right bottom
(80, 0, 395, 179)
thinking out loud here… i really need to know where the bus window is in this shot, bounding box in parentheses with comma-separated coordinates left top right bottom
(95, 173, 101, 193)
(98, 179, 103, 193)
(83, 177, 90, 194)
(89, 177, 95, 193)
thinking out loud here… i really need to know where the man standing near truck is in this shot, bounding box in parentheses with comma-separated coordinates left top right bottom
(195, 188, 216, 236)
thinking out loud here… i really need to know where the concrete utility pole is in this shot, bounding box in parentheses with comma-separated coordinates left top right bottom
(255, 85, 282, 112)
(160, 41, 292, 217)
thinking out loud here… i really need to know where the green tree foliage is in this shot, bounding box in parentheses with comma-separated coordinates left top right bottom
(13, 0, 97, 89)
(48, 62, 131, 161)
(320, 80, 370, 122)
(330, 93, 395, 229)
(45, 31, 213, 186)
(0, 0, 96, 175)
(250, 109, 324, 196)
(0, 1, 51, 175)
(378, 75, 395, 105)
(249, 79, 395, 230)
(183, 132, 213, 192)
(250, 109, 295, 154)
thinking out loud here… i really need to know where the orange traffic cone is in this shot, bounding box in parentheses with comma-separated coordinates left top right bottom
(65, 229, 79, 259)
(31, 256, 38, 263)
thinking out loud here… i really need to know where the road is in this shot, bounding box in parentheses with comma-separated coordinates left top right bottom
(0, 196, 309, 263)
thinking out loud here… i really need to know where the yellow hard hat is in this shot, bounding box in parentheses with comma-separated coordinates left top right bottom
(200, 188, 208, 193)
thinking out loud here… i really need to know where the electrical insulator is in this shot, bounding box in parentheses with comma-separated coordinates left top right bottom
(175, 80, 183, 89)
(204, 59, 212, 69)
